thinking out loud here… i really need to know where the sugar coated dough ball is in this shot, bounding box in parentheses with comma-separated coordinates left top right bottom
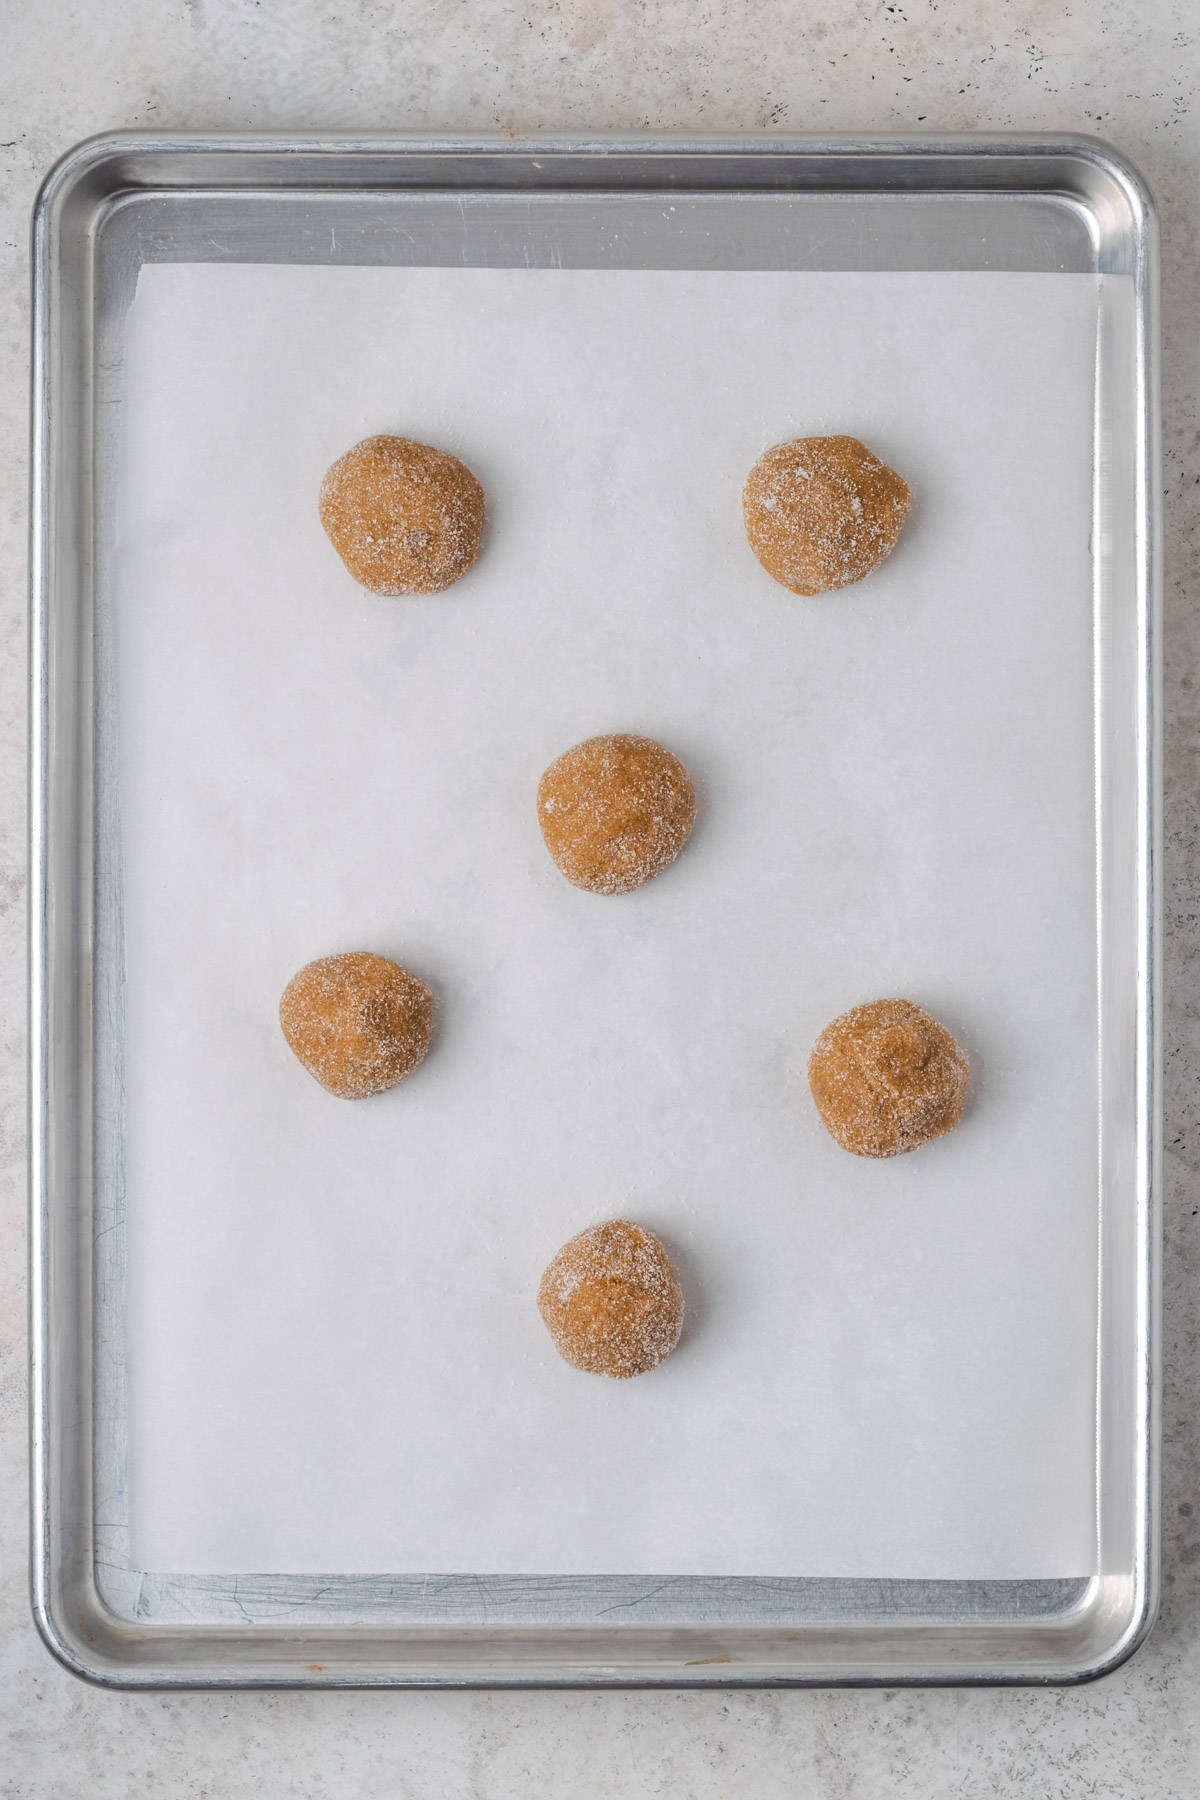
(280, 951, 433, 1098)
(808, 997, 969, 1158)
(743, 435, 911, 595)
(538, 1219, 684, 1379)
(537, 733, 696, 896)
(319, 434, 485, 595)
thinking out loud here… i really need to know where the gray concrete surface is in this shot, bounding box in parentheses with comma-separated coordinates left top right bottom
(2, 2, 1198, 1793)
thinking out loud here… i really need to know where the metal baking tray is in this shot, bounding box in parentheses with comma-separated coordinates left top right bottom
(30, 132, 1161, 1688)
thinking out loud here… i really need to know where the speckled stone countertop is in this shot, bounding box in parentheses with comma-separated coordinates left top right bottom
(3, 3, 1199, 1793)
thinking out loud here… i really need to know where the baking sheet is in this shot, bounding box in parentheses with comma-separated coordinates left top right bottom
(114, 264, 1101, 1579)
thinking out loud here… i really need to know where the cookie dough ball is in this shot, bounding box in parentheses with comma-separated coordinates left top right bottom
(319, 434, 485, 595)
(537, 733, 696, 896)
(743, 435, 910, 594)
(808, 998, 968, 1158)
(280, 951, 433, 1098)
(538, 1219, 684, 1379)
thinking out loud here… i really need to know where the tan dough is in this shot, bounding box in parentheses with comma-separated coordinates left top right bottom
(743, 435, 910, 594)
(808, 997, 968, 1158)
(537, 1219, 684, 1379)
(537, 732, 696, 896)
(279, 951, 433, 1098)
(319, 434, 485, 595)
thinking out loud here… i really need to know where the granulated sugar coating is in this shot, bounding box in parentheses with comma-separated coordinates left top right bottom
(537, 1219, 685, 1379)
(808, 998, 969, 1158)
(318, 434, 485, 595)
(279, 951, 433, 1099)
(537, 733, 696, 896)
(743, 435, 911, 595)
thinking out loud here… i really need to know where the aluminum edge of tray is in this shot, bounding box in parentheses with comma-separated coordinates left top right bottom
(28, 131, 1161, 1689)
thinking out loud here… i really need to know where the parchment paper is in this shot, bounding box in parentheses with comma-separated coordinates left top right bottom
(116, 264, 1102, 1578)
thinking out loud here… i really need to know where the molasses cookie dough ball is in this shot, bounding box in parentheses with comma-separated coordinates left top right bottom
(538, 1219, 684, 1379)
(743, 435, 910, 595)
(319, 434, 485, 595)
(808, 997, 968, 1158)
(537, 733, 696, 896)
(280, 951, 433, 1098)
